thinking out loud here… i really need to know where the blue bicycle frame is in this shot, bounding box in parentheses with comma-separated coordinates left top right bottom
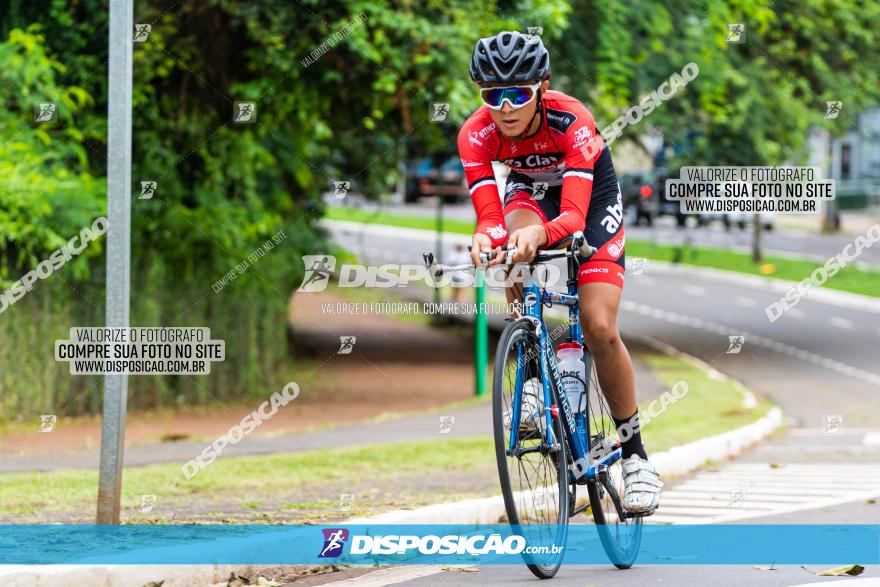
(507, 270, 623, 485)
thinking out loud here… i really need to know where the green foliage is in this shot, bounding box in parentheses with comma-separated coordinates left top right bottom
(3, 0, 878, 419)
(0, 1, 570, 419)
(556, 0, 880, 170)
(0, 27, 105, 277)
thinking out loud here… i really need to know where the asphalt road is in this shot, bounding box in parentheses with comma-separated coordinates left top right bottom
(343, 200, 880, 268)
(316, 219, 880, 587)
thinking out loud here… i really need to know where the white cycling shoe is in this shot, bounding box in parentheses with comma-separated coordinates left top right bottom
(504, 378, 543, 435)
(621, 455, 663, 513)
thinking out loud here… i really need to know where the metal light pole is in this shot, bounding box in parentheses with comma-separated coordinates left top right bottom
(96, 0, 133, 524)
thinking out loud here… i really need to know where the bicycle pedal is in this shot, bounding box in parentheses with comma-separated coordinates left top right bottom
(625, 506, 658, 519)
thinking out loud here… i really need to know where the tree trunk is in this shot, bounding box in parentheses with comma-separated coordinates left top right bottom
(752, 213, 763, 263)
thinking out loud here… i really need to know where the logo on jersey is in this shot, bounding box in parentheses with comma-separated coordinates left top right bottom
(573, 126, 593, 148)
(469, 131, 482, 146)
(533, 140, 548, 151)
(606, 234, 625, 259)
(485, 224, 507, 241)
(546, 108, 577, 134)
(461, 159, 482, 168)
(479, 122, 496, 138)
(501, 153, 562, 170)
(600, 193, 624, 233)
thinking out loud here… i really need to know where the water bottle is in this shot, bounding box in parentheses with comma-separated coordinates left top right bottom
(557, 342, 586, 414)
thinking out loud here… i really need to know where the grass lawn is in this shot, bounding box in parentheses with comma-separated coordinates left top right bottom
(0, 349, 773, 520)
(635, 352, 773, 452)
(626, 240, 880, 298)
(325, 205, 880, 298)
(325, 205, 475, 235)
(0, 436, 496, 518)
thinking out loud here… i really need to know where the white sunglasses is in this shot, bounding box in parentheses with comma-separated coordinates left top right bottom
(480, 82, 542, 110)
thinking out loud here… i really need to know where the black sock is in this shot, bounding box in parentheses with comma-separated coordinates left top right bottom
(612, 411, 648, 460)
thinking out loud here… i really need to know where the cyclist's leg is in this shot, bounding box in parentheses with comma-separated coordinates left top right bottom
(579, 147, 661, 512)
(576, 146, 639, 436)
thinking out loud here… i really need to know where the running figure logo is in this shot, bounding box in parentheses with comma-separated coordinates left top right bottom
(726, 23, 745, 43)
(34, 103, 57, 123)
(337, 336, 356, 354)
(430, 102, 450, 123)
(333, 181, 351, 199)
(319, 528, 349, 558)
(726, 335, 745, 354)
(825, 414, 843, 434)
(39, 415, 57, 432)
(727, 489, 745, 508)
(140, 494, 158, 513)
(338, 494, 355, 512)
(532, 182, 549, 201)
(139, 181, 157, 200)
(133, 24, 151, 42)
(437, 415, 455, 434)
(628, 257, 649, 276)
(825, 101, 843, 119)
(233, 101, 256, 123)
(297, 255, 336, 292)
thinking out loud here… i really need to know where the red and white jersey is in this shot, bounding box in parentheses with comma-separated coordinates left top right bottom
(457, 90, 604, 248)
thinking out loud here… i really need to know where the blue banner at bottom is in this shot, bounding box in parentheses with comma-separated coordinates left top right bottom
(0, 524, 877, 565)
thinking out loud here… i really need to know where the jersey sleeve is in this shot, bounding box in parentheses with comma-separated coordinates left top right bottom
(458, 121, 507, 248)
(541, 104, 605, 246)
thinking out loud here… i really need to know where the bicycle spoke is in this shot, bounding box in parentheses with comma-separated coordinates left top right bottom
(493, 324, 568, 576)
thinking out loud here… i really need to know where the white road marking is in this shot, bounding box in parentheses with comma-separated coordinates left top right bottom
(787, 579, 880, 587)
(734, 296, 757, 308)
(830, 316, 855, 330)
(787, 307, 805, 319)
(683, 284, 707, 297)
(621, 300, 880, 386)
(864, 432, 880, 445)
(648, 463, 880, 525)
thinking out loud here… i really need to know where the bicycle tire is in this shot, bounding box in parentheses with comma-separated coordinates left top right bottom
(493, 319, 569, 579)
(583, 351, 643, 568)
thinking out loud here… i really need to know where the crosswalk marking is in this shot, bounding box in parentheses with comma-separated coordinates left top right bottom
(648, 463, 880, 525)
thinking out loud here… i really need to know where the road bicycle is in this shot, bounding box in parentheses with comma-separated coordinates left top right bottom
(426, 231, 645, 578)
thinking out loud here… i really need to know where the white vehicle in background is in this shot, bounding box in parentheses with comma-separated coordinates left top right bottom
(723, 211, 775, 231)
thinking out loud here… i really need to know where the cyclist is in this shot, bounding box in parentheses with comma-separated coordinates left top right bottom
(459, 31, 662, 514)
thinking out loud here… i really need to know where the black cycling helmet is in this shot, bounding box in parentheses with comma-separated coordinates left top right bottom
(470, 31, 550, 84)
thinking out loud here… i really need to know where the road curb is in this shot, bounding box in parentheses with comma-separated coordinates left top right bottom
(348, 339, 784, 525)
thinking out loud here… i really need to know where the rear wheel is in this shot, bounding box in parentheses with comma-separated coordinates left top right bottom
(582, 353, 643, 568)
(493, 319, 569, 578)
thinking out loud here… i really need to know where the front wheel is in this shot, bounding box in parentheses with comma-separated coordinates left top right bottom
(493, 319, 569, 579)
